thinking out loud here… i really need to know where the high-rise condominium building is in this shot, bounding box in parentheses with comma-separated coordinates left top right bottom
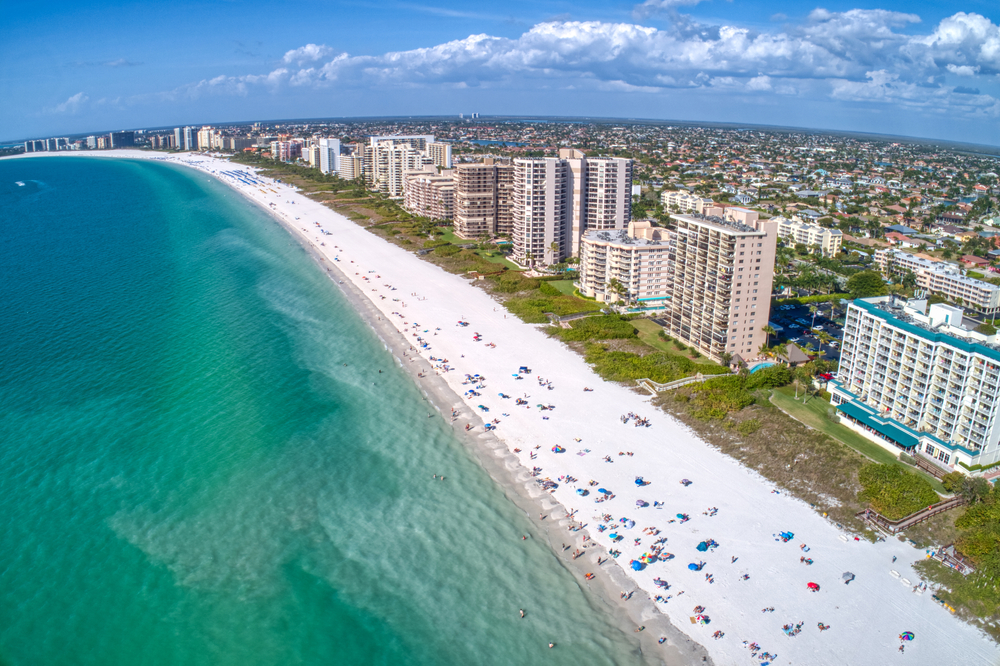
(174, 128, 183, 150)
(428, 142, 453, 168)
(365, 139, 425, 197)
(565, 152, 633, 255)
(453, 159, 514, 239)
(225, 137, 254, 151)
(183, 127, 198, 151)
(197, 127, 213, 151)
(513, 157, 571, 266)
(578, 221, 671, 309)
(318, 138, 341, 174)
(339, 155, 364, 181)
(402, 168, 455, 220)
(511, 151, 633, 266)
(831, 296, 1000, 473)
(658, 208, 777, 362)
(109, 131, 135, 149)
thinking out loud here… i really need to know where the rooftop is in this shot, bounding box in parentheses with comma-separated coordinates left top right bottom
(671, 212, 761, 235)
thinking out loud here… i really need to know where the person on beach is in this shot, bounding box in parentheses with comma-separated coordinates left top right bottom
(520, 609, 524, 618)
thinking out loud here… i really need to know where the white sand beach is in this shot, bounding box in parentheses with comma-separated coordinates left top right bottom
(17, 150, 1000, 665)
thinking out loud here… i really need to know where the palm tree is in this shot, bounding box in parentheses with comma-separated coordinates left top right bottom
(815, 331, 832, 360)
(809, 305, 819, 329)
(762, 325, 776, 348)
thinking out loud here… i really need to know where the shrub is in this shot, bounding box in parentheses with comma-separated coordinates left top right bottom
(857, 463, 939, 520)
(433, 244, 461, 257)
(584, 344, 728, 384)
(557, 316, 638, 342)
(538, 281, 561, 296)
(737, 419, 761, 435)
(491, 272, 541, 293)
(942, 471, 965, 493)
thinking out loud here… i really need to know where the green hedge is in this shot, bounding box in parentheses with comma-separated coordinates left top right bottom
(858, 463, 939, 520)
(958, 459, 1000, 473)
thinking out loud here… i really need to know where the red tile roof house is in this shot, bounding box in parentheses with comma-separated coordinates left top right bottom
(885, 232, 920, 247)
(961, 255, 991, 268)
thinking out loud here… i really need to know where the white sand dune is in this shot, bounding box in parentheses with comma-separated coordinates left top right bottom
(17, 150, 999, 665)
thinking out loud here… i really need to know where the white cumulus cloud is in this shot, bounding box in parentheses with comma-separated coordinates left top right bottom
(132, 11, 1000, 124)
(282, 44, 333, 64)
(49, 92, 88, 114)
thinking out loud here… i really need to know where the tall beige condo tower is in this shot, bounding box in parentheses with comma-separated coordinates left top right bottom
(661, 208, 777, 362)
(560, 149, 633, 257)
(513, 158, 570, 265)
(453, 159, 513, 239)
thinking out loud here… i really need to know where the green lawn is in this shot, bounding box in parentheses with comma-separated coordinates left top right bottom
(547, 279, 579, 296)
(771, 386, 946, 494)
(475, 251, 521, 271)
(632, 319, 723, 367)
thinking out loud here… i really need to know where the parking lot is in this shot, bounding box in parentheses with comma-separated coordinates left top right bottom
(769, 301, 843, 363)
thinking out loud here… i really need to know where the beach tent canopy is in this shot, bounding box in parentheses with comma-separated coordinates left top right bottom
(842, 572, 855, 582)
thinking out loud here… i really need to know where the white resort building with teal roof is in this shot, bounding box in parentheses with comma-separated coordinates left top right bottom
(831, 296, 1000, 475)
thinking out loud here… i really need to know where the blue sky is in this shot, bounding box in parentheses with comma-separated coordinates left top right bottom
(3, 0, 1000, 145)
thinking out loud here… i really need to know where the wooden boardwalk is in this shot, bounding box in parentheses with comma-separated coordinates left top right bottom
(857, 496, 966, 535)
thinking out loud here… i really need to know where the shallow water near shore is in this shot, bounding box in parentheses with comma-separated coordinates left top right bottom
(0, 157, 655, 665)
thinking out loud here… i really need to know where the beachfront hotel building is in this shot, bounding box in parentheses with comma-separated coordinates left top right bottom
(318, 138, 341, 175)
(660, 191, 714, 214)
(773, 217, 843, 257)
(658, 208, 778, 362)
(510, 150, 633, 266)
(830, 296, 1000, 473)
(875, 248, 1000, 315)
(453, 159, 514, 239)
(402, 168, 455, 221)
(578, 221, 670, 309)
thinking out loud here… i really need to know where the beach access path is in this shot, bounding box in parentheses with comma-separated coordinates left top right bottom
(17, 151, 1000, 665)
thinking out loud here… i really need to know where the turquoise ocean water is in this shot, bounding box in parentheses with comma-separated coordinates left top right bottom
(0, 158, 646, 665)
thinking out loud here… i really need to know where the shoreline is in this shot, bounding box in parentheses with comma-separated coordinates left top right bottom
(250, 175, 706, 665)
(9, 150, 998, 665)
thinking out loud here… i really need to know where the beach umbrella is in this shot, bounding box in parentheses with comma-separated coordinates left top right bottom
(676, 513, 686, 519)
(696, 542, 709, 552)
(631, 560, 644, 571)
(625, 519, 635, 528)
(552, 445, 566, 453)
(842, 572, 855, 584)
(598, 488, 611, 495)
(807, 582, 820, 591)
(688, 563, 702, 571)
(900, 631, 914, 641)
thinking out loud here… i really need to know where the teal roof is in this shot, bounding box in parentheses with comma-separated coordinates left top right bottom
(830, 380, 978, 457)
(853, 299, 1000, 364)
(837, 401, 920, 450)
